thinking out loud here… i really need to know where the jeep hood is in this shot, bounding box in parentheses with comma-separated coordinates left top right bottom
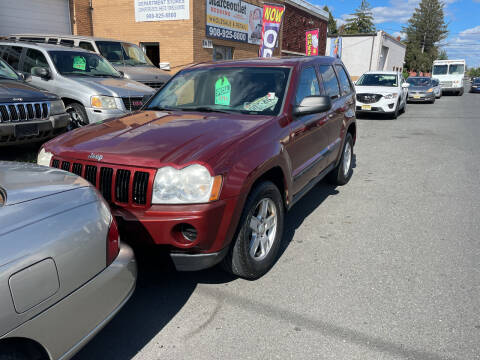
(0, 79, 58, 103)
(45, 111, 273, 168)
(69, 77, 155, 97)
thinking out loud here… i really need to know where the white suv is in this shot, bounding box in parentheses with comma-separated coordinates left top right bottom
(355, 71, 409, 119)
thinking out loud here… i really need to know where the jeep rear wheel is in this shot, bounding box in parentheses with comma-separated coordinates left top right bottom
(327, 133, 354, 186)
(222, 181, 284, 279)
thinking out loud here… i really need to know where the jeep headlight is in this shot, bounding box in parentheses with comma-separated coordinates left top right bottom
(152, 164, 223, 204)
(427, 88, 434, 93)
(384, 93, 398, 99)
(91, 95, 117, 109)
(50, 100, 66, 115)
(37, 147, 53, 167)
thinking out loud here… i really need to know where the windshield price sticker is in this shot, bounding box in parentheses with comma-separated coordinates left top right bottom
(244, 94, 279, 111)
(73, 56, 86, 71)
(215, 76, 231, 105)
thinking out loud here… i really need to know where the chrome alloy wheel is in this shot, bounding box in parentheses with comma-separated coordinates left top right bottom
(248, 198, 278, 261)
(343, 141, 352, 178)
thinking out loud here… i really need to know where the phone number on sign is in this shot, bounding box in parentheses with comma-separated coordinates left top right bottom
(206, 25, 247, 43)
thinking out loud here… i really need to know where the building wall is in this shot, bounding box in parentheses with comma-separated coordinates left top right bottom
(327, 35, 376, 80)
(91, 0, 195, 72)
(327, 31, 406, 80)
(70, 0, 93, 35)
(282, 3, 327, 56)
(381, 33, 406, 72)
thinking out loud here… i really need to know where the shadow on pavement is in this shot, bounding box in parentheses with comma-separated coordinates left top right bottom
(73, 179, 341, 359)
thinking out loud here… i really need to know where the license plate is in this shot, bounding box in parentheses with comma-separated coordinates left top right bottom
(413, 95, 421, 99)
(361, 105, 372, 110)
(15, 123, 39, 137)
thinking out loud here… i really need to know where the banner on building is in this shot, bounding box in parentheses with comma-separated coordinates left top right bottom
(206, 0, 263, 45)
(305, 29, 319, 56)
(134, 0, 190, 22)
(330, 36, 342, 58)
(259, 3, 285, 58)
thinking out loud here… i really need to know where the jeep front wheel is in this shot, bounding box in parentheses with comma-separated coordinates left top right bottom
(222, 181, 284, 279)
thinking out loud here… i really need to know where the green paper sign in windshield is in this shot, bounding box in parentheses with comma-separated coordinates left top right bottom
(73, 56, 86, 71)
(215, 76, 231, 105)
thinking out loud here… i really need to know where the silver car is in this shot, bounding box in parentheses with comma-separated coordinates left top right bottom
(431, 78, 443, 98)
(9, 34, 171, 89)
(0, 41, 155, 127)
(0, 161, 136, 360)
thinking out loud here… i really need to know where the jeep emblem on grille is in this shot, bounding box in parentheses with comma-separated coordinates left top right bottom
(88, 153, 104, 161)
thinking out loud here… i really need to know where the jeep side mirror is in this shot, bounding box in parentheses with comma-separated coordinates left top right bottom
(31, 67, 51, 80)
(293, 96, 332, 116)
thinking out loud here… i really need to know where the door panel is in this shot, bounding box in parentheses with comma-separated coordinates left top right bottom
(286, 66, 330, 195)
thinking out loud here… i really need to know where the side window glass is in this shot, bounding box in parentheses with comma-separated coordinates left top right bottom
(23, 49, 49, 74)
(79, 42, 95, 52)
(1, 46, 23, 70)
(334, 65, 352, 96)
(295, 67, 321, 104)
(319, 65, 340, 99)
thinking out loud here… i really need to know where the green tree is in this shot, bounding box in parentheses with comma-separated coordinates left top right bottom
(437, 49, 448, 60)
(403, 0, 448, 72)
(468, 67, 480, 78)
(323, 5, 338, 35)
(344, 0, 375, 34)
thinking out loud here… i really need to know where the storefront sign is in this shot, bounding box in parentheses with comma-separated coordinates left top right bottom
(305, 29, 319, 56)
(259, 3, 285, 58)
(330, 36, 342, 58)
(206, 0, 263, 45)
(134, 0, 190, 22)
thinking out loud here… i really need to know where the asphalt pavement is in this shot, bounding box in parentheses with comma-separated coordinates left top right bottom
(73, 89, 480, 360)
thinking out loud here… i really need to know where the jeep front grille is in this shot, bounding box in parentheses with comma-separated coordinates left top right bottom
(52, 159, 152, 206)
(0, 102, 50, 122)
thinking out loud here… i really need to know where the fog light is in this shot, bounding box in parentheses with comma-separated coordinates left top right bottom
(181, 224, 198, 242)
(388, 103, 395, 109)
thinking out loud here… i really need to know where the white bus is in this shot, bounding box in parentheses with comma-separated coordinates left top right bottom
(432, 59, 466, 96)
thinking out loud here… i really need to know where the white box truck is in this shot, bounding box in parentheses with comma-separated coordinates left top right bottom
(432, 59, 466, 96)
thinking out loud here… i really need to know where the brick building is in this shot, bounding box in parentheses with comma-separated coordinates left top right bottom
(75, 0, 328, 72)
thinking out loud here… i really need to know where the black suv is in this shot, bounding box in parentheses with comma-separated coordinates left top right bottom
(0, 58, 69, 145)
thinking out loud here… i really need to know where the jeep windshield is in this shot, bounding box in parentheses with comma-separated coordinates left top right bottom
(0, 58, 20, 81)
(49, 51, 122, 78)
(356, 74, 398, 87)
(146, 67, 291, 116)
(96, 41, 154, 67)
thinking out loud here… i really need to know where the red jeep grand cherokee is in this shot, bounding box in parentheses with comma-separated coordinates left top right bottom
(37, 57, 356, 279)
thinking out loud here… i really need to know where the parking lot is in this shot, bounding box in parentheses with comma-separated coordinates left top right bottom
(5, 89, 456, 359)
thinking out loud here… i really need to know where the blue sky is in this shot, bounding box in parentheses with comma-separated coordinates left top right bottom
(312, 0, 480, 68)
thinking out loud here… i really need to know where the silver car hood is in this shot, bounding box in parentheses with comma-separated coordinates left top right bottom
(70, 77, 155, 97)
(113, 65, 171, 83)
(0, 162, 90, 206)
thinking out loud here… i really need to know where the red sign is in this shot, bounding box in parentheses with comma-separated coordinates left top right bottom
(259, 3, 286, 58)
(305, 29, 319, 56)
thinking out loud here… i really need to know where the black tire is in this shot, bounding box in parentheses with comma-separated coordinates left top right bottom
(430, 97, 436, 104)
(66, 102, 89, 129)
(327, 133, 354, 186)
(458, 88, 464, 96)
(390, 101, 400, 119)
(400, 99, 406, 114)
(222, 181, 284, 280)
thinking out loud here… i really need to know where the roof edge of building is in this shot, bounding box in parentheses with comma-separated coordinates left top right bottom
(283, 0, 328, 21)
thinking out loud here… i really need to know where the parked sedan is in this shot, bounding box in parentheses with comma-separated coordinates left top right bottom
(355, 71, 409, 119)
(0, 161, 136, 360)
(406, 77, 436, 103)
(470, 77, 480, 93)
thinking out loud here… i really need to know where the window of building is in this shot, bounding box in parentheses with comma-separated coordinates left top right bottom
(22, 49, 49, 74)
(334, 65, 353, 96)
(213, 45, 233, 61)
(295, 67, 321, 104)
(318, 65, 340, 99)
